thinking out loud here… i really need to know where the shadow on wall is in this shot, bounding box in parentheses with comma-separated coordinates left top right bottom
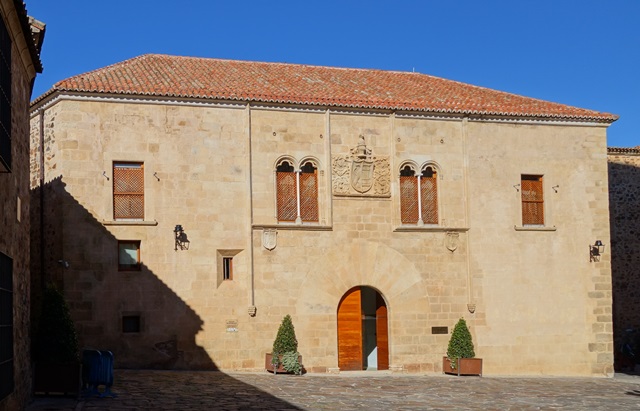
(30, 175, 303, 409)
(608, 160, 640, 372)
(30, 176, 210, 370)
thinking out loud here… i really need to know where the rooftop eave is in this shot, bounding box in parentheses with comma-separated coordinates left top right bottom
(31, 87, 619, 125)
(13, 0, 43, 72)
(608, 147, 640, 155)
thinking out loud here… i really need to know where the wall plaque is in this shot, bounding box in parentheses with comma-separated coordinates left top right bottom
(432, 326, 448, 335)
(226, 320, 238, 332)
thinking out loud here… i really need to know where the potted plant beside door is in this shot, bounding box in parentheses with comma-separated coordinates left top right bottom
(443, 318, 482, 376)
(265, 315, 302, 374)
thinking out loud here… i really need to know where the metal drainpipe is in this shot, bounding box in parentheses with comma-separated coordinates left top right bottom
(326, 109, 332, 226)
(247, 103, 256, 312)
(462, 116, 473, 309)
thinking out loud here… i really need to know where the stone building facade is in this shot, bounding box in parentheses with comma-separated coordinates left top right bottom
(0, 1, 43, 409)
(607, 147, 640, 369)
(30, 54, 616, 376)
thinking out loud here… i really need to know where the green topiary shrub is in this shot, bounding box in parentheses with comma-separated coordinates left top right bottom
(33, 284, 79, 364)
(271, 314, 300, 373)
(446, 318, 475, 369)
(272, 314, 298, 356)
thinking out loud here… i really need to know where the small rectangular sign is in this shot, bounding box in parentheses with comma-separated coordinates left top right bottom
(226, 320, 238, 332)
(432, 326, 448, 335)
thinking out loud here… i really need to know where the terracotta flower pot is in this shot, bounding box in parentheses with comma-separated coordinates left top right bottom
(265, 353, 302, 374)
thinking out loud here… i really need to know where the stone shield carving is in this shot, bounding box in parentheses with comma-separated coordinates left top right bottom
(445, 232, 459, 252)
(351, 158, 375, 193)
(262, 229, 277, 251)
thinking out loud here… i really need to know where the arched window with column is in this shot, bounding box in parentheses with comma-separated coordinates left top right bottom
(399, 162, 438, 225)
(276, 158, 319, 223)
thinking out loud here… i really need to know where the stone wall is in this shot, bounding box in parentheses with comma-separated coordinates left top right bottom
(0, 0, 40, 408)
(608, 147, 640, 369)
(466, 121, 612, 376)
(29, 93, 614, 376)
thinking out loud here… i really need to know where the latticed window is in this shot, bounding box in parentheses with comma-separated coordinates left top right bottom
(521, 175, 544, 225)
(276, 161, 297, 222)
(400, 166, 419, 224)
(420, 167, 438, 224)
(113, 163, 144, 220)
(276, 160, 319, 223)
(400, 164, 438, 225)
(299, 162, 319, 222)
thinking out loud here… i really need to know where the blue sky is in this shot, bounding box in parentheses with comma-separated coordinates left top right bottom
(26, 0, 639, 147)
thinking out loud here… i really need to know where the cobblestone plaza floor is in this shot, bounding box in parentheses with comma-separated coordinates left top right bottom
(27, 369, 640, 410)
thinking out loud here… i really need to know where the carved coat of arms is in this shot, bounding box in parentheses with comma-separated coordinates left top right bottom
(332, 135, 390, 196)
(351, 135, 374, 193)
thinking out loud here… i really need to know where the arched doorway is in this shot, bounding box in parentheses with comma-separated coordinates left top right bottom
(337, 286, 389, 371)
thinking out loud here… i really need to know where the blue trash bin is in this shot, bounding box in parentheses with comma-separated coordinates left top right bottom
(81, 349, 115, 397)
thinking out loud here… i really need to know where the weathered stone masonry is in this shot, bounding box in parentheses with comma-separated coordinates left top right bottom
(608, 147, 640, 369)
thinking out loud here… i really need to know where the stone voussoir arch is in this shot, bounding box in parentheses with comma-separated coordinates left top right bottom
(294, 240, 430, 368)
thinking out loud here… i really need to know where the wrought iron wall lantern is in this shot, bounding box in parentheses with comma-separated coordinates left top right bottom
(174, 225, 190, 251)
(589, 240, 605, 262)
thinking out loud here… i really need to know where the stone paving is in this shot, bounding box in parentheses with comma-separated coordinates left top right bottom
(26, 370, 640, 411)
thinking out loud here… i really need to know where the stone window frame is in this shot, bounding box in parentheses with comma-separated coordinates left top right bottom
(113, 162, 145, 221)
(121, 313, 142, 334)
(274, 156, 321, 224)
(521, 174, 544, 227)
(118, 240, 141, 271)
(398, 160, 441, 226)
(216, 249, 242, 287)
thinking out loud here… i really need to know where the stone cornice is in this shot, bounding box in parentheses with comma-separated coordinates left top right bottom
(31, 91, 612, 128)
(253, 224, 332, 231)
(102, 220, 158, 226)
(394, 226, 469, 233)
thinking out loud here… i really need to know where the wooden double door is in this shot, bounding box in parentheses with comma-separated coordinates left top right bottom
(337, 286, 389, 371)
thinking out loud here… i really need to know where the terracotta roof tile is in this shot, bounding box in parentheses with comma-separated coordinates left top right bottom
(42, 54, 617, 122)
(608, 147, 640, 154)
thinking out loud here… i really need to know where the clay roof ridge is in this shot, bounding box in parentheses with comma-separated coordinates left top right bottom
(31, 54, 619, 123)
(608, 147, 640, 154)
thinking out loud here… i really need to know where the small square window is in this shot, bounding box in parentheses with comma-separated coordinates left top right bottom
(223, 257, 233, 281)
(216, 249, 241, 287)
(122, 315, 141, 333)
(118, 241, 140, 271)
